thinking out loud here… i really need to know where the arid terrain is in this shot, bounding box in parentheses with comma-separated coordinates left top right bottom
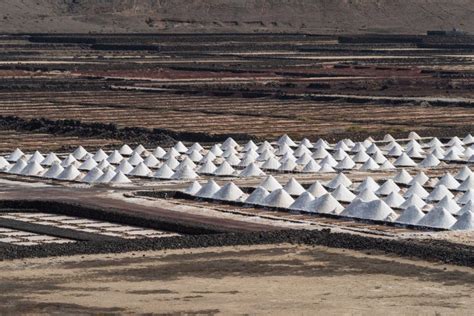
(1, 0, 474, 34)
(0, 28, 473, 314)
(1, 244, 473, 314)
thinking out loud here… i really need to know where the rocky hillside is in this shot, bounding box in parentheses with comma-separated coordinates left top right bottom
(1, 0, 473, 34)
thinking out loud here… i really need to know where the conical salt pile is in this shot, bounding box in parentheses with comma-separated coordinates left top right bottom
(212, 182, 245, 201)
(357, 188, 379, 202)
(359, 158, 379, 171)
(262, 188, 295, 208)
(355, 177, 379, 193)
(7, 148, 24, 162)
(407, 147, 424, 159)
(387, 145, 403, 157)
(171, 165, 199, 180)
(82, 167, 104, 183)
(457, 189, 474, 205)
(320, 155, 338, 167)
(457, 175, 474, 192)
(115, 159, 134, 175)
(110, 171, 132, 184)
(187, 142, 204, 154)
(92, 149, 108, 162)
(314, 138, 330, 149)
(295, 152, 312, 165)
(396, 205, 425, 225)
(56, 165, 81, 181)
(198, 160, 217, 174)
(222, 137, 239, 149)
(72, 146, 88, 160)
(393, 153, 416, 167)
(275, 143, 294, 156)
(28, 151, 45, 164)
(408, 171, 429, 186)
(107, 150, 124, 164)
(372, 151, 388, 164)
(335, 156, 355, 170)
(408, 131, 421, 140)
(331, 184, 356, 202)
(294, 145, 311, 158)
(334, 140, 351, 151)
(97, 159, 113, 171)
(176, 157, 197, 171)
(210, 144, 224, 156)
(213, 161, 235, 176)
(383, 191, 406, 208)
(393, 169, 413, 185)
(455, 166, 473, 181)
(96, 168, 116, 183)
(379, 160, 396, 170)
(128, 152, 144, 166)
(245, 186, 270, 205)
(129, 162, 152, 177)
(257, 141, 274, 154)
(376, 179, 400, 196)
(459, 200, 474, 215)
(78, 157, 98, 171)
(366, 143, 380, 155)
(417, 206, 456, 229)
(278, 159, 297, 172)
(326, 173, 352, 189)
(163, 156, 179, 170)
(318, 163, 336, 173)
(344, 199, 397, 221)
(350, 142, 366, 153)
(153, 164, 174, 179)
(299, 160, 318, 174)
(283, 178, 306, 196)
(384, 134, 395, 142)
(21, 161, 44, 176)
(404, 182, 429, 199)
(188, 150, 204, 162)
(243, 140, 258, 152)
(7, 159, 27, 174)
(173, 141, 188, 153)
(163, 148, 180, 160)
(40, 152, 61, 166)
(463, 134, 474, 145)
(196, 180, 221, 198)
(0, 157, 9, 170)
(426, 184, 454, 202)
(332, 148, 349, 161)
(311, 147, 330, 159)
(43, 162, 64, 179)
(277, 134, 297, 147)
(259, 175, 282, 191)
(239, 153, 257, 167)
(261, 156, 281, 170)
(119, 144, 133, 155)
(419, 154, 440, 168)
(301, 138, 314, 148)
(442, 149, 462, 161)
(60, 154, 78, 168)
(435, 196, 460, 214)
(451, 211, 474, 231)
(352, 151, 370, 163)
(152, 146, 166, 159)
(308, 193, 344, 215)
(436, 173, 460, 190)
(289, 192, 315, 211)
(306, 181, 328, 198)
(239, 163, 265, 177)
(225, 153, 241, 166)
(400, 193, 426, 210)
(184, 181, 202, 195)
(143, 155, 159, 168)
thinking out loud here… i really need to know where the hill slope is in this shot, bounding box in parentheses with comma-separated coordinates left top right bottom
(1, 0, 473, 34)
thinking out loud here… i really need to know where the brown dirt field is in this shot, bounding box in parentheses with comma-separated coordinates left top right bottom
(0, 244, 472, 314)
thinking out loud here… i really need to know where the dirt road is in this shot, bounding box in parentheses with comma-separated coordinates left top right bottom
(0, 244, 472, 314)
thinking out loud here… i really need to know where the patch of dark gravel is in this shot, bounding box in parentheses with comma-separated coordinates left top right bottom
(0, 229, 472, 267)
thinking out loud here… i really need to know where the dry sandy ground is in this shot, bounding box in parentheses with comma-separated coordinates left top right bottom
(0, 244, 472, 314)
